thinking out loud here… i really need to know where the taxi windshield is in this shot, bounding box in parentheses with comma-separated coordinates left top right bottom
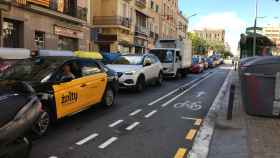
(0, 57, 64, 81)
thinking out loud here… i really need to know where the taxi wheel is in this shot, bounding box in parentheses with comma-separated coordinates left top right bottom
(102, 87, 115, 107)
(32, 107, 51, 137)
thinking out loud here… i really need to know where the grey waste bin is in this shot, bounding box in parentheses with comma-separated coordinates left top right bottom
(240, 56, 280, 117)
(239, 56, 260, 78)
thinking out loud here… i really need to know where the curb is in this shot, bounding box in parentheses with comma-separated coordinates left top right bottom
(187, 69, 233, 158)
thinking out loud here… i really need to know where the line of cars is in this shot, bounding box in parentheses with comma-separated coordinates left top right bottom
(190, 54, 224, 73)
(0, 48, 223, 157)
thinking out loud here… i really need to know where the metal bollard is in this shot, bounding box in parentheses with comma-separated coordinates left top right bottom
(227, 84, 236, 120)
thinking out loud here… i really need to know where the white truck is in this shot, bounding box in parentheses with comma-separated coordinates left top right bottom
(149, 39, 192, 78)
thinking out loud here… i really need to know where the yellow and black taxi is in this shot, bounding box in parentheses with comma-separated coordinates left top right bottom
(0, 52, 118, 136)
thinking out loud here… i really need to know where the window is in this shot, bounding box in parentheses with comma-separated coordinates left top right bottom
(150, 1, 154, 9)
(156, 5, 159, 12)
(80, 60, 102, 76)
(35, 31, 45, 49)
(2, 19, 22, 48)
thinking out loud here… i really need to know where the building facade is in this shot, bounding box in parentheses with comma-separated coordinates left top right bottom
(0, 0, 188, 53)
(194, 29, 225, 43)
(90, 0, 185, 54)
(0, 0, 90, 51)
(262, 24, 280, 56)
(159, 0, 178, 39)
(176, 11, 188, 40)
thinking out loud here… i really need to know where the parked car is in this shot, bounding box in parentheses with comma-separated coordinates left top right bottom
(0, 48, 30, 73)
(201, 57, 209, 69)
(107, 54, 163, 92)
(190, 57, 204, 73)
(0, 53, 118, 137)
(0, 81, 42, 158)
(207, 57, 215, 68)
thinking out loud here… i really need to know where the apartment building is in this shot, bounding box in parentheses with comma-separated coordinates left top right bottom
(0, 0, 90, 51)
(262, 24, 280, 56)
(160, 0, 178, 39)
(147, 0, 160, 50)
(177, 11, 188, 40)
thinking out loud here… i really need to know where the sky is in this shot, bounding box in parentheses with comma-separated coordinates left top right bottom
(179, 0, 280, 55)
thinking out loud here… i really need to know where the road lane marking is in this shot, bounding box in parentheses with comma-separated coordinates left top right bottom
(148, 72, 212, 106)
(98, 137, 118, 149)
(174, 148, 187, 158)
(125, 122, 140, 130)
(144, 110, 157, 118)
(75, 133, 99, 146)
(160, 73, 215, 108)
(194, 119, 202, 126)
(181, 116, 199, 121)
(109, 120, 124, 128)
(49, 156, 58, 158)
(186, 129, 197, 141)
(129, 109, 142, 116)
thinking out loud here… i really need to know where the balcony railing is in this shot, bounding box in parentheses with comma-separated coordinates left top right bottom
(93, 16, 131, 28)
(135, 0, 146, 8)
(135, 25, 148, 35)
(11, 0, 87, 21)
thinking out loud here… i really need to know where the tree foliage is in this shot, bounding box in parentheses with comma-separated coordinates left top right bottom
(187, 32, 232, 57)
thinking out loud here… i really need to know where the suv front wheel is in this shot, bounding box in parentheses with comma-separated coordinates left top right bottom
(135, 76, 145, 92)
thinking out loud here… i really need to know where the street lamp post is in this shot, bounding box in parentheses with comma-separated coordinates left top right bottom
(253, 0, 259, 56)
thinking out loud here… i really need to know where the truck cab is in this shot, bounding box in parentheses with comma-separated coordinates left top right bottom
(150, 39, 192, 78)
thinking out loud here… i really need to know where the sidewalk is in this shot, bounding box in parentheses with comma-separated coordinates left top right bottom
(208, 71, 280, 158)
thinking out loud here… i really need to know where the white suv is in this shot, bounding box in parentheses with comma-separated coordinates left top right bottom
(107, 54, 163, 92)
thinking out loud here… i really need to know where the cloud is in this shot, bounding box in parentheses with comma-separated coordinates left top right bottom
(192, 12, 247, 55)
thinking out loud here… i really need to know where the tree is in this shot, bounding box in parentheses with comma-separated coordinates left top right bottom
(187, 32, 208, 55)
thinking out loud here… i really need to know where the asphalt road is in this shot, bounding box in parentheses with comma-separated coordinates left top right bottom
(30, 65, 230, 158)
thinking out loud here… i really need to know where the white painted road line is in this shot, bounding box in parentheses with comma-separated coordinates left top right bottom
(49, 156, 58, 158)
(75, 133, 99, 146)
(109, 120, 124, 128)
(148, 72, 212, 106)
(144, 110, 157, 118)
(125, 122, 140, 131)
(161, 72, 215, 108)
(98, 137, 118, 149)
(129, 109, 142, 116)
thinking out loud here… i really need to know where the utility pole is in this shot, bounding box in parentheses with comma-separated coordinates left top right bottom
(253, 0, 259, 56)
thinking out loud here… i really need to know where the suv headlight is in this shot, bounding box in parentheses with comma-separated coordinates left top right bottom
(124, 71, 137, 75)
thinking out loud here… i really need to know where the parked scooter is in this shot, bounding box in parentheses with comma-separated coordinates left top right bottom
(0, 81, 42, 158)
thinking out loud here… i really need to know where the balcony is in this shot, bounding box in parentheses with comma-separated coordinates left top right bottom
(135, 26, 148, 38)
(95, 34, 118, 43)
(135, 0, 146, 8)
(11, 0, 87, 21)
(93, 16, 131, 29)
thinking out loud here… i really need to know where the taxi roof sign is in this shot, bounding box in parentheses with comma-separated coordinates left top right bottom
(0, 48, 30, 59)
(74, 51, 103, 60)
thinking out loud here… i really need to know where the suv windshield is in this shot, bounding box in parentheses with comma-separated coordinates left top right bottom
(150, 50, 174, 63)
(112, 56, 143, 65)
(0, 57, 66, 81)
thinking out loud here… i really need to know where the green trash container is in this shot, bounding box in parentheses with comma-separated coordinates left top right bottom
(240, 56, 280, 116)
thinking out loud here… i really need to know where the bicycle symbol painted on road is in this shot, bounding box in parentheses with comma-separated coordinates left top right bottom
(174, 100, 202, 111)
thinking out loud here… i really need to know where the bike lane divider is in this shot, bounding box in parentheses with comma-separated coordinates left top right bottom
(160, 72, 215, 108)
(148, 71, 213, 106)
